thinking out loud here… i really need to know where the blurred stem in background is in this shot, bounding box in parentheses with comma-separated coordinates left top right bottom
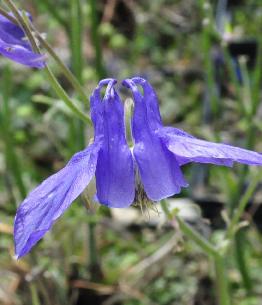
(0, 66, 27, 202)
(68, 0, 85, 152)
(230, 50, 261, 293)
(39, 0, 69, 33)
(89, 0, 106, 79)
(70, 0, 83, 83)
(201, 0, 220, 137)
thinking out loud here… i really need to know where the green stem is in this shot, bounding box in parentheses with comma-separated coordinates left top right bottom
(227, 172, 261, 239)
(29, 283, 41, 305)
(89, 0, 106, 79)
(70, 0, 83, 83)
(228, 57, 258, 294)
(69, 0, 85, 151)
(32, 27, 89, 105)
(201, 2, 220, 127)
(160, 199, 231, 305)
(160, 200, 218, 258)
(0, 66, 27, 199)
(39, 0, 69, 31)
(214, 255, 231, 305)
(234, 231, 252, 293)
(44, 67, 91, 125)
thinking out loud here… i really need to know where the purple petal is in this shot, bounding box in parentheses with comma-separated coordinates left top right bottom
(0, 16, 29, 49)
(131, 77, 163, 130)
(0, 12, 32, 39)
(157, 127, 262, 166)
(92, 79, 135, 207)
(0, 12, 46, 68)
(0, 39, 46, 68)
(14, 142, 101, 258)
(123, 79, 188, 201)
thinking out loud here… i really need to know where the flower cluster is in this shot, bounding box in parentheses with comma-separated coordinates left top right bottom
(14, 77, 262, 258)
(0, 12, 45, 68)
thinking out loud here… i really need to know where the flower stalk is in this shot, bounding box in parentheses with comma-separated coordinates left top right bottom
(89, 0, 106, 79)
(160, 199, 231, 305)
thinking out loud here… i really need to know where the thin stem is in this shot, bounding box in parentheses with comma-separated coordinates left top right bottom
(39, 0, 69, 31)
(214, 255, 231, 305)
(32, 27, 89, 105)
(0, 66, 27, 199)
(69, 0, 85, 151)
(227, 172, 261, 239)
(29, 283, 41, 305)
(160, 200, 219, 258)
(160, 199, 231, 305)
(44, 67, 91, 125)
(89, 0, 106, 79)
(234, 231, 252, 292)
(229, 57, 258, 294)
(70, 0, 83, 83)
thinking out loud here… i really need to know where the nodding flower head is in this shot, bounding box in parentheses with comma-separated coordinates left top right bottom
(14, 77, 262, 258)
(0, 12, 46, 68)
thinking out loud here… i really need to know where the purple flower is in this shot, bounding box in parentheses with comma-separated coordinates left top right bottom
(14, 79, 134, 258)
(0, 13, 46, 68)
(14, 77, 262, 258)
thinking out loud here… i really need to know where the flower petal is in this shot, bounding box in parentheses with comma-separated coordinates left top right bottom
(14, 141, 101, 258)
(123, 79, 188, 201)
(0, 39, 46, 68)
(0, 13, 46, 68)
(131, 77, 163, 130)
(157, 127, 262, 166)
(92, 79, 135, 207)
(0, 16, 29, 48)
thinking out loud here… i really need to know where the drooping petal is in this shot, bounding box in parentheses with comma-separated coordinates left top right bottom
(14, 141, 101, 258)
(157, 127, 262, 166)
(92, 79, 135, 207)
(123, 78, 188, 201)
(0, 13, 31, 48)
(0, 39, 46, 68)
(0, 12, 46, 68)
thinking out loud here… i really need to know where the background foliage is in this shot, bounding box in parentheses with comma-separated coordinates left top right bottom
(0, 0, 262, 304)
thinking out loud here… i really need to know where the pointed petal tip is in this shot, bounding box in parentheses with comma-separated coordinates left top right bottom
(131, 77, 147, 84)
(122, 78, 131, 87)
(13, 143, 100, 257)
(98, 78, 117, 87)
(158, 127, 262, 167)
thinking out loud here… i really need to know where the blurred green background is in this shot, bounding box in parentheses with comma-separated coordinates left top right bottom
(0, 0, 262, 304)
